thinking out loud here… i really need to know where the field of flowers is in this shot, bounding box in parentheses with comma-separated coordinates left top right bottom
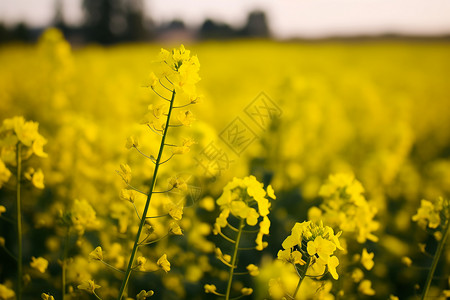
(0, 29, 449, 300)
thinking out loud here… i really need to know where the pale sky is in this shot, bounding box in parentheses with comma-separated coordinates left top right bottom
(1, 0, 450, 38)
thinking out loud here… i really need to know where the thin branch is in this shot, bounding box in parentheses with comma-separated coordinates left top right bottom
(139, 233, 169, 246)
(159, 79, 172, 92)
(153, 186, 176, 194)
(173, 103, 193, 109)
(133, 146, 156, 162)
(147, 124, 163, 136)
(159, 153, 174, 165)
(1, 245, 17, 261)
(165, 75, 173, 85)
(151, 86, 171, 101)
(132, 203, 141, 221)
(0, 215, 15, 224)
(100, 260, 125, 274)
(145, 213, 169, 219)
(218, 230, 236, 244)
(233, 271, 249, 275)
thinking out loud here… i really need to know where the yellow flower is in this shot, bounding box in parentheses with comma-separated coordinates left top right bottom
(327, 255, 340, 279)
(32, 168, 45, 189)
(77, 280, 100, 294)
(318, 173, 378, 243)
(268, 278, 284, 299)
(352, 268, 364, 282)
(358, 279, 375, 296)
(118, 163, 132, 183)
(0, 206, 5, 217)
(41, 293, 55, 300)
(71, 199, 99, 235)
(136, 256, 147, 271)
(267, 184, 276, 199)
(148, 72, 159, 88)
(137, 290, 154, 300)
(30, 256, 49, 273)
(0, 159, 12, 189)
(169, 221, 183, 235)
(256, 216, 270, 250)
(215, 247, 232, 265)
(168, 176, 188, 191)
(157, 254, 171, 272)
(307, 236, 336, 263)
(120, 189, 135, 203)
(389, 295, 399, 300)
(24, 167, 44, 189)
(32, 134, 48, 158)
(177, 110, 195, 126)
(89, 246, 103, 261)
(0, 237, 4, 247)
(401, 256, 412, 267)
(241, 288, 253, 296)
(167, 201, 183, 220)
(246, 264, 259, 276)
(204, 284, 217, 294)
(14, 117, 40, 147)
(125, 136, 139, 149)
(412, 199, 442, 229)
(361, 248, 374, 270)
(0, 283, 15, 299)
(172, 138, 196, 155)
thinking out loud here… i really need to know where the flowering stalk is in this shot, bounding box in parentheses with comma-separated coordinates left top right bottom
(292, 257, 311, 299)
(421, 218, 449, 300)
(117, 89, 176, 299)
(61, 226, 70, 300)
(205, 176, 275, 299)
(277, 221, 343, 299)
(225, 218, 245, 300)
(16, 142, 22, 300)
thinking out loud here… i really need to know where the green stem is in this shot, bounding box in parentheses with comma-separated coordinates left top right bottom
(292, 258, 311, 299)
(93, 291, 102, 300)
(225, 218, 245, 300)
(117, 90, 176, 300)
(62, 227, 70, 300)
(421, 220, 450, 300)
(16, 142, 22, 300)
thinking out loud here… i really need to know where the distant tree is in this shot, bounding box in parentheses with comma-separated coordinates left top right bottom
(11, 23, 30, 41)
(241, 11, 270, 38)
(199, 19, 236, 40)
(125, 0, 148, 41)
(53, 0, 67, 32)
(82, 0, 118, 44)
(82, 0, 149, 44)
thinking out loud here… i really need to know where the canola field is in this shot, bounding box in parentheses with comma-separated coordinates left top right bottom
(0, 29, 449, 300)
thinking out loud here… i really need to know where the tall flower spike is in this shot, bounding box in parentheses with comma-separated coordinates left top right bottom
(116, 45, 201, 300)
(277, 220, 343, 298)
(207, 176, 275, 300)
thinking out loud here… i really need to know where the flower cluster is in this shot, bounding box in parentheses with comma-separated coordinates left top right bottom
(214, 176, 275, 250)
(313, 173, 379, 243)
(278, 221, 343, 280)
(412, 197, 449, 229)
(0, 116, 47, 161)
(155, 45, 200, 97)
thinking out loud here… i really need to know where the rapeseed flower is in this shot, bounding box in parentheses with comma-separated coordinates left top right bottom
(77, 280, 100, 294)
(157, 254, 171, 272)
(0, 284, 15, 299)
(0, 159, 11, 189)
(30, 256, 49, 273)
(278, 221, 343, 280)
